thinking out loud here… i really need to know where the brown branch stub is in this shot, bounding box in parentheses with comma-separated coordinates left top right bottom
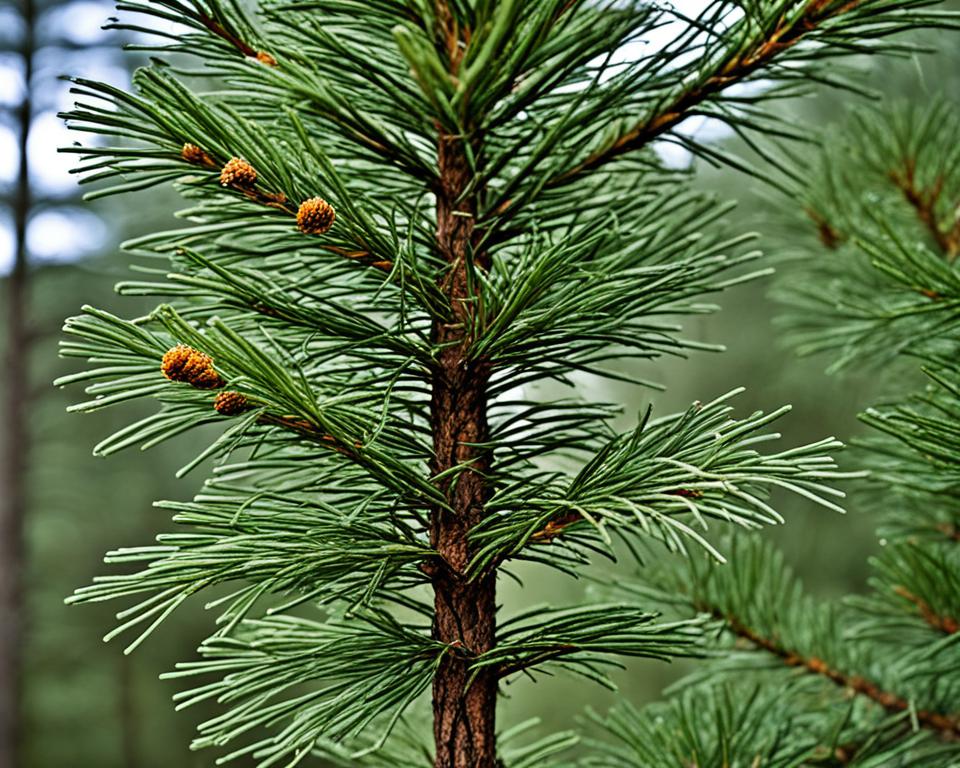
(722, 612, 960, 737)
(936, 521, 960, 543)
(193, 8, 277, 67)
(530, 489, 702, 543)
(161, 345, 225, 390)
(434, 0, 466, 72)
(181, 142, 216, 168)
(531, 510, 581, 542)
(889, 165, 960, 260)
(805, 207, 844, 250)
(321, 245, 393, 272)
(893, 585, 959, 635)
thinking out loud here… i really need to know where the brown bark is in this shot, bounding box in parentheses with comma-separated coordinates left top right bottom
(0, 1, 33, 765)
(429, 127, 497, 768)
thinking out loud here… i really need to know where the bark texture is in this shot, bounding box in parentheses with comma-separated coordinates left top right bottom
(430, 128, 497, 768)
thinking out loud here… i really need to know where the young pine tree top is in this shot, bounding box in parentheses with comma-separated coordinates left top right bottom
(58, 1, 957, 766)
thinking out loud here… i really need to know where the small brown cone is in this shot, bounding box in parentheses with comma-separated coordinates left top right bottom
(297, 197, 336, 235)
(161, 345, 225, 390)
(213, 391, 251, 416)
(256, 51, 277, 67)
(219, 157, 258, 188)
(181, 143, 215, 167)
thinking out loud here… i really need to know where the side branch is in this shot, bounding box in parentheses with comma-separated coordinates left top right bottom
(193, 7, 278, 66)
(937, 522, 960, 543)
(182, 148, 392, 272)
(888, 164, 960, 260)
(545, 0, 863, 191)
(893, 586, 959, 635)
(717, 610, 960, 737)
(495, 644, 575, 679)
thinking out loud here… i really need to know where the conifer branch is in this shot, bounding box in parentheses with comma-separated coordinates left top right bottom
(471, 392, 849, 574)
(892, 586, 959, 635)
(543, 0, 873, 190)
(578, 681, 959, 768)
(889, 164, 960, 259)
(191, 5, 277, 65)
(714, 609, 960, 737)
(477, 606, 707, 684)
(615, 534, 960, 753)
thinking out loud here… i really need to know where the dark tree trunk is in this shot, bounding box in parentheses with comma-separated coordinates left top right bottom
(429, 129, 498, 768)
(118, 654, 140, 768)
(0, 1, 34, 766)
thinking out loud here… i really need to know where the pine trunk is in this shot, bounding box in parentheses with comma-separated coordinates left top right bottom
(429, 130, 497, 768)
(0, 1, 33, 764)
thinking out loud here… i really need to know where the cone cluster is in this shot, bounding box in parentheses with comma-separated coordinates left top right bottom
(161, 345, 225, 390)
(214, 391, 251, 416)
(220, 157, 258, 188)
(297, 197, 336, 235)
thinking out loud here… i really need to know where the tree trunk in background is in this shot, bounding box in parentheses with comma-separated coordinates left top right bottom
(0, 0, 34, 765)
(118, 655, 140, 768)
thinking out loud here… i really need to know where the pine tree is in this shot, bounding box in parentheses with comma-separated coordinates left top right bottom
(577, 99, 960, 766)
(58, 2, 956, 766)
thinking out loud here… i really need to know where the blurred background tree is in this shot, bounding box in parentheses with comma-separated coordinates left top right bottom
(0, 1, 212, 764)
(0, 2, 956, 767)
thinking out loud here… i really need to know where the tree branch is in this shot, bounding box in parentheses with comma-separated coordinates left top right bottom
(182, 148, 391, 272)
(936, 521, 960, 543)
(193, 7, 277, 66)
(542, 0, 865, 191)
(716, 610, 960, 737)
(495, 644, 577, 680)
(888, 163, 960, 260)
(893, 586, 959, 636)
(528, 489, 704, 543)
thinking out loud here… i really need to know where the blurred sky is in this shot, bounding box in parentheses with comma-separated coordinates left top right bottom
(2, 0, 127, 268)
(1, 0, 742, 274)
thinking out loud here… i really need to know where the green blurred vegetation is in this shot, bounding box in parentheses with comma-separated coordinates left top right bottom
(2, 12, 957, 768)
